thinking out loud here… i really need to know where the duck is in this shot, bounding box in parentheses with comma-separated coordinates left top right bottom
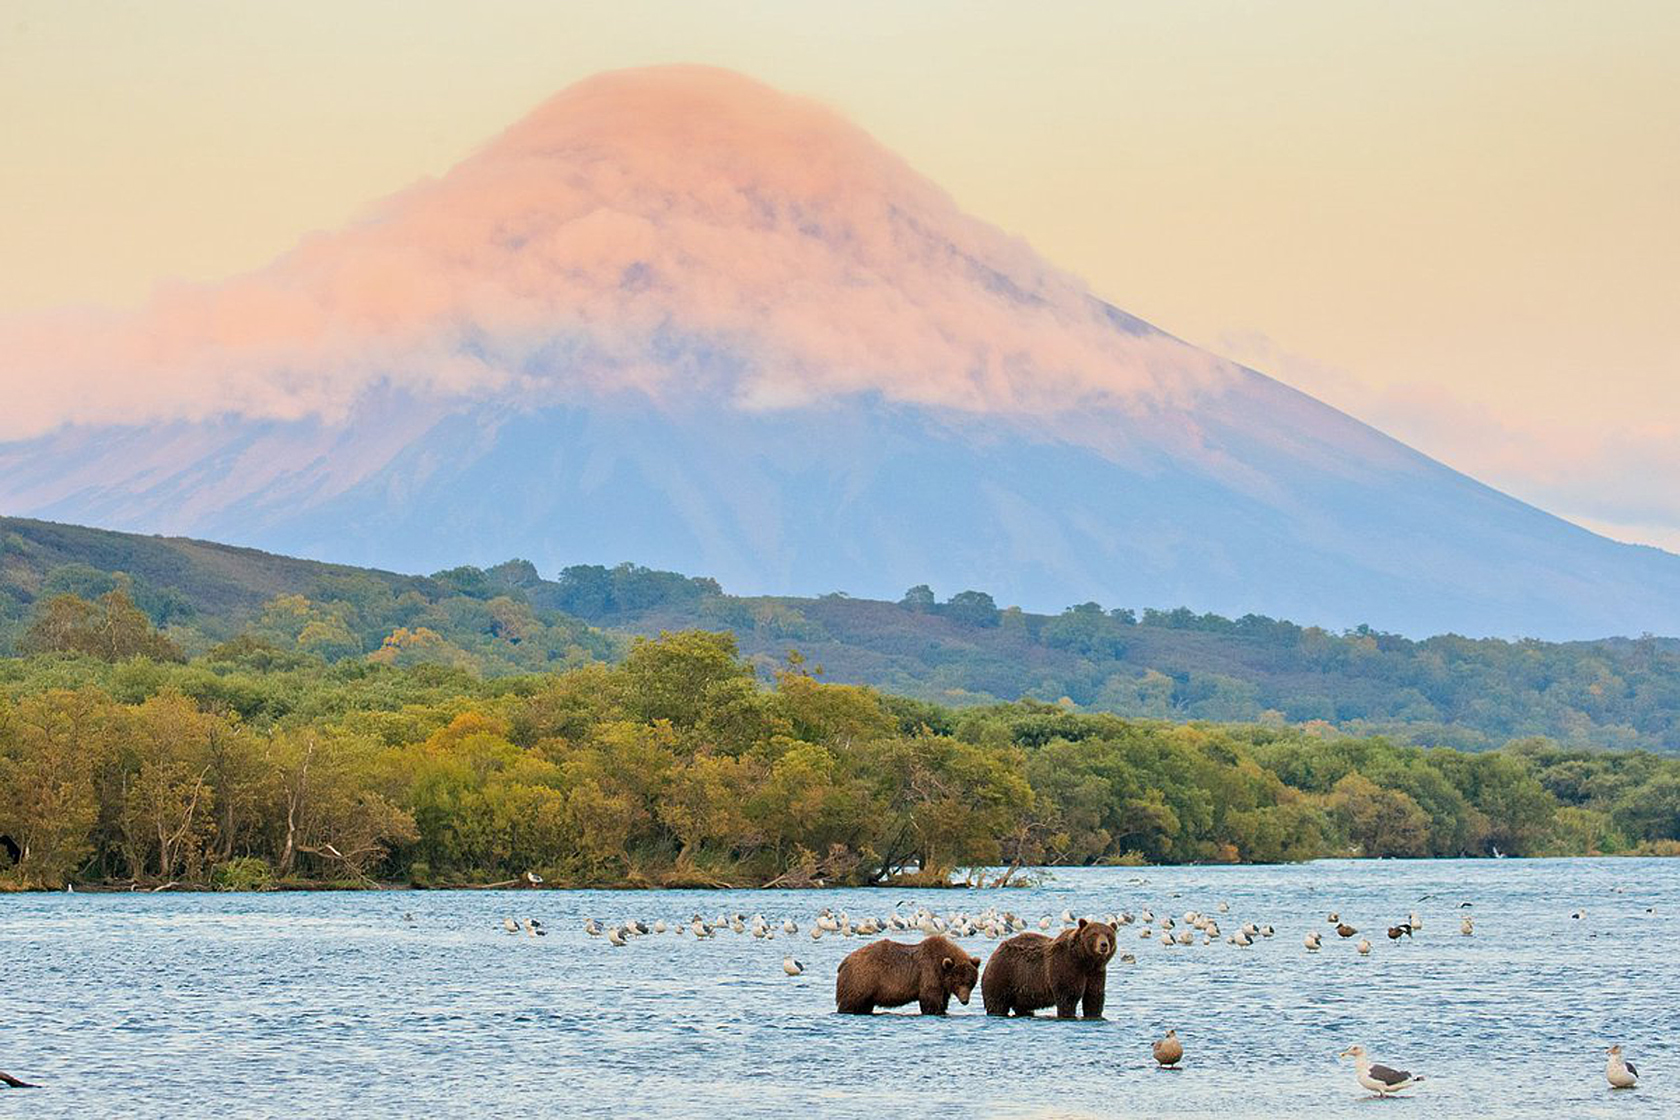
(1387, 923, 1412, 940)
(1606, 1044, 1639, 1089)
(1336, 923, 1358, 939)
(1341, 1044, 1424, 1096)
(1152, 1029, 1183, 1068)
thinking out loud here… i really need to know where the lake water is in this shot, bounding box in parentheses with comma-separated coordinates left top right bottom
(2, 858, 1676, 1118)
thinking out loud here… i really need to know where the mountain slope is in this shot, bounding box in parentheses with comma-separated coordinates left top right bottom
(2, 66, 1678, 638)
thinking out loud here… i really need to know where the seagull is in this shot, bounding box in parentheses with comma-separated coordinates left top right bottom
(1304, 931, 1322, 951)
(502, 917, 519, 934)
(783, 918, 798, 934)
(606, 926, 628, 947)
(1606, 1045, 1639, 1089)
(523, 918, 546, 937)
(1153, 1029, 1183, 1068)
(782, 956, 804, 976)
(1356, 938, 1372, 955)
(1460, 916, 1474, 936)
(403, 912, 415, 923)
(1341, 1045, 1424, 1096)
(1327, 912, 1341, 924)
(1407, 911, 1422, 931)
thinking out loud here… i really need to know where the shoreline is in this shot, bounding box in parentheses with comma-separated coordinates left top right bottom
(10, 850, 1676, 895)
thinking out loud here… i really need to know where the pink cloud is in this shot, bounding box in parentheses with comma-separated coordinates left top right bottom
(0, 65, 1233, 441)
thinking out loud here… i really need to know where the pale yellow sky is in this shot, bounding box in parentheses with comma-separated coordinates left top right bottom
(2, 1, 1677, 549)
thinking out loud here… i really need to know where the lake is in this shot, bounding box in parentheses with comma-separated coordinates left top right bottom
(2, 858, 1676, 1118)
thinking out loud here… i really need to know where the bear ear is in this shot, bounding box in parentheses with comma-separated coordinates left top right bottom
(941, 956, 955, 971)
(1077, 917, 1088, 928)
(970, 955, 983, 967)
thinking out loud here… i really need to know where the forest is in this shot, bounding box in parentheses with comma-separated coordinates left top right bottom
(4, 516, 1679, 752)
(3, 593, 1678, 891)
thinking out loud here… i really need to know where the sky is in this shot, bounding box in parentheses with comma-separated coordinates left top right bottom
(2, 1, 1677, 552)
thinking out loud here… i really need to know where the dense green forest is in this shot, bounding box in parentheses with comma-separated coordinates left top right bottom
(3, 601, 1679, 889)
(4, 516, 1678, 751)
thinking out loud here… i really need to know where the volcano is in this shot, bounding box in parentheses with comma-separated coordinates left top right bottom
(2, 65, 1677, 639)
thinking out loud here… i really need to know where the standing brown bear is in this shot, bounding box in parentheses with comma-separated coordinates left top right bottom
(835, 935, 982, 1015)
(981, 917, 1117, 1018)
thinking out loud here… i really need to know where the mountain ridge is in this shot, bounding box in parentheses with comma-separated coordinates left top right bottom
(4, 515, 1678, 753)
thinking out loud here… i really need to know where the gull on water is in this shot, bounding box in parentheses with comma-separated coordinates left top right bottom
(1341, 1045, 1424, 1097)
(1461, 916, 1475, 936)
(782, 957, 804, 976)
(1606, 1045, 1639, 1089)
(1304, 931, 1322, 951)
(1152, 1029, 1183, 1068)
(1356, 938, 1371, 955)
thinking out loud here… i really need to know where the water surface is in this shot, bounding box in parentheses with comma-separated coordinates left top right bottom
(2, 859, 1675, 1118)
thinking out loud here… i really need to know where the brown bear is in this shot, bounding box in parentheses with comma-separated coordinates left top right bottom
(834, 935, 982, 1015)
(981, 918, 1117, 1018)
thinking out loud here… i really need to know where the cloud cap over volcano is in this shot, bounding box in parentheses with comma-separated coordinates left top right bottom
(0, 65, 1231, 440)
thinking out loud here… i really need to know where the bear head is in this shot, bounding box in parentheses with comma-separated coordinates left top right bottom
(941, 949, 983, 1004)
(1073, 917, 1117, 963)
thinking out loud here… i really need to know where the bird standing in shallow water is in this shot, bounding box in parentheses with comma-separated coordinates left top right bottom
(1336, 923, 1358, 939)
(1606, 1045, 1639, 1089)
(1153, 1029, 1183, 1068)
(1341, 1045, 1424, 1096)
